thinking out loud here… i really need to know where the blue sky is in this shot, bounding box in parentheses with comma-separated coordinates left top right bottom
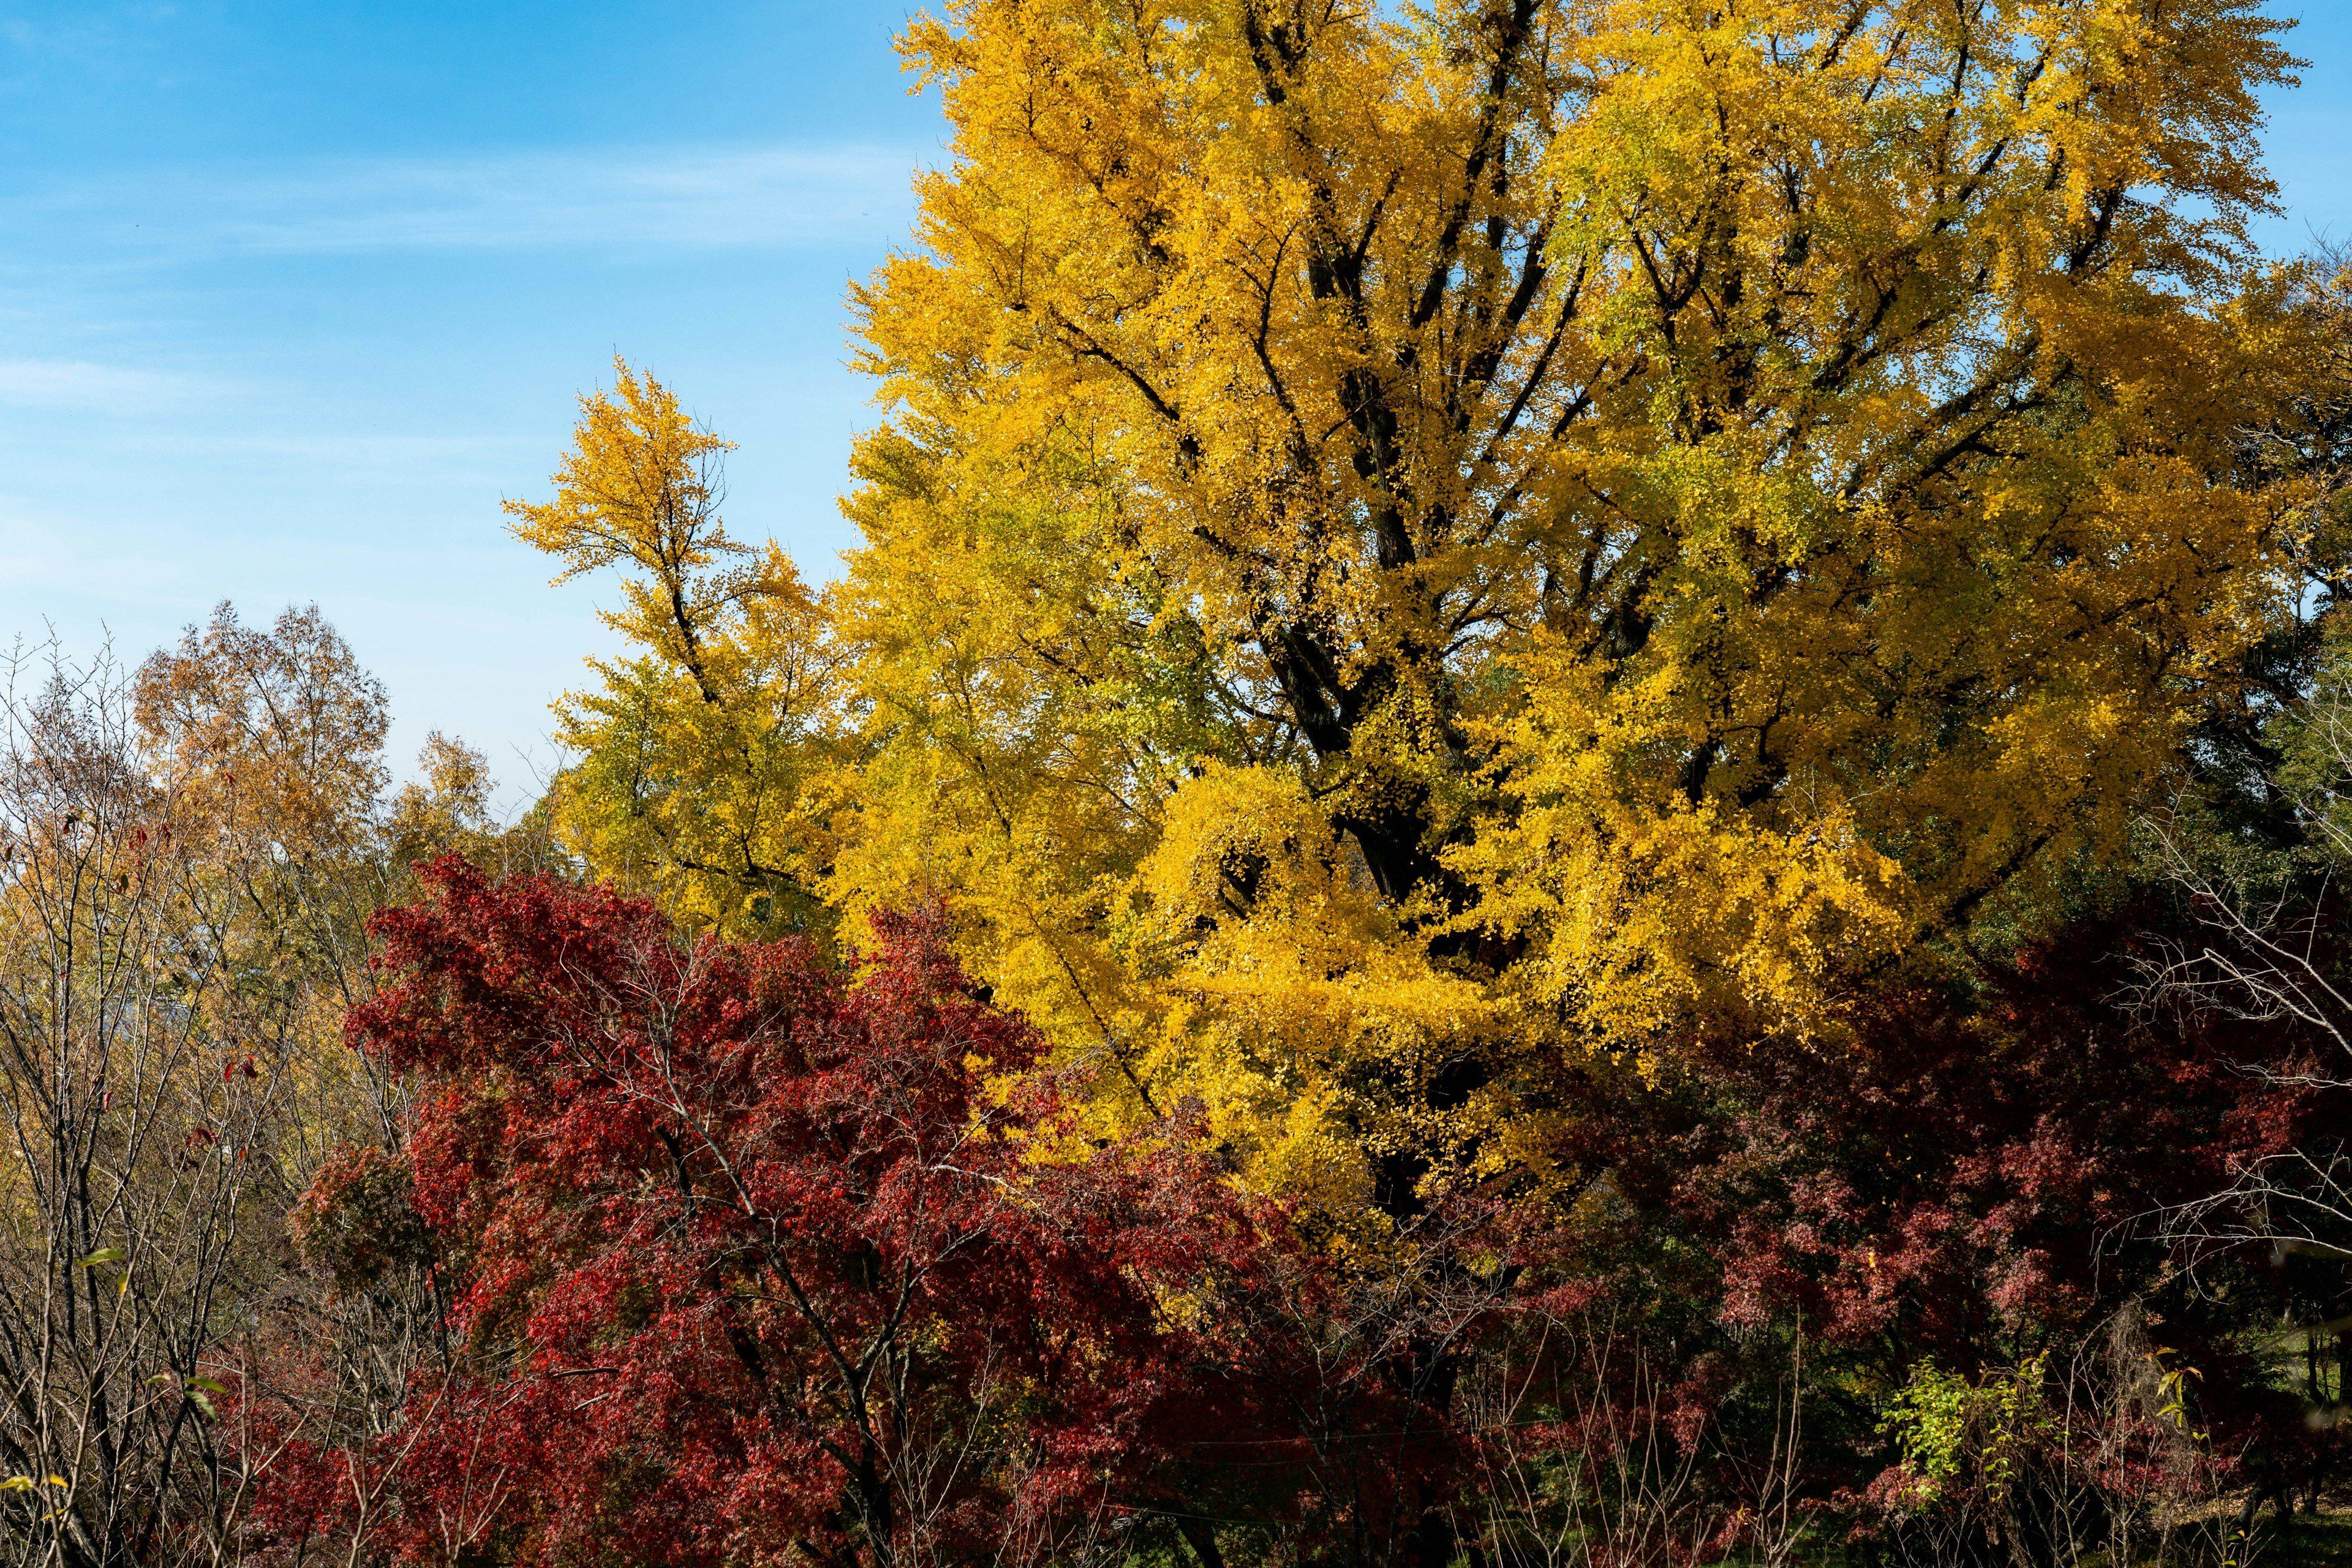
(1, 2, 2348, 812)
(0, 0, 933, 807)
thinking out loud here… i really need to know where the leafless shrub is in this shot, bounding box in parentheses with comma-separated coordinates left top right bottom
(0, 643, 310, 1568)
(1447, 1312, 1809, 1568)
(0, 619, 467, 1568)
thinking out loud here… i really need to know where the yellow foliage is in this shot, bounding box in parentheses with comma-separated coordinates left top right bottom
(541, 0, 2336, 1213)
(509, 360, 848, 936)
(134, 602, 390, 859)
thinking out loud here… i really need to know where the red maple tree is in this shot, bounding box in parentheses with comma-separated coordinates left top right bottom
(259, 859, 1290, 1568)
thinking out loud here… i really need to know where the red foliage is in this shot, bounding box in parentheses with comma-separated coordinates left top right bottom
(1684, 925, 2320, 1360)
(258, 858, 1289, 1568)
(1496, 910, 2347, 1542)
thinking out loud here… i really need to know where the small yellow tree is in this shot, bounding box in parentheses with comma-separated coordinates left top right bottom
(507, 360, 847, 936)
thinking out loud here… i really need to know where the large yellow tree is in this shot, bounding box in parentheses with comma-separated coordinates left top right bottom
(546, 0, 2332, 1212)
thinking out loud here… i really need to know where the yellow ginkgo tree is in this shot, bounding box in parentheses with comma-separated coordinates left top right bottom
(508, 360, 848, 936)
(537, 0, 2340, 1215)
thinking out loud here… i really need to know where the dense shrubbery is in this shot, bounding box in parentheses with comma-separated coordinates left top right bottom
(221, 863, 2343, 1568)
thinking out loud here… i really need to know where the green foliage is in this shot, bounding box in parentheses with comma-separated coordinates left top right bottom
(1880, 1354, 2057, 1510)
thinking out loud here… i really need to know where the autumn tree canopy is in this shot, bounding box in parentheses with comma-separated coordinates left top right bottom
(507, 361, 846, 937)
(523, 0, 2337, 1215)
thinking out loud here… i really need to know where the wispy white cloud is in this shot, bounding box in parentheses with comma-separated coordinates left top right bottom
(0, 357, 223, 412)
(134, 429, 533, 485)
(12, 143, 924, 260)
(0, 5, 179, 91)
